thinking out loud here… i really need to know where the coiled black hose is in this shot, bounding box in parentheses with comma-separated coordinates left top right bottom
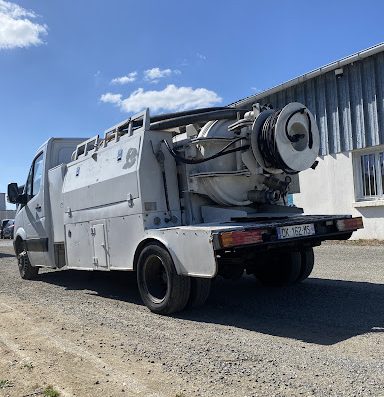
(257, 109, 298, 174)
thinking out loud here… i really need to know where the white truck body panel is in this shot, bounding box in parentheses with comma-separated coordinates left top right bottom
(64, 213, 218, 276)
(48, 164, 66, 243)
(53, 124, 219, 276)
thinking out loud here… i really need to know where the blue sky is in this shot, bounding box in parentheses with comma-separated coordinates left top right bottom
(1, 0, 384, 204)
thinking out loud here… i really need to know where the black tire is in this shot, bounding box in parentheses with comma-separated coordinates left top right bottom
(18, 251, 39, 280)
(254, 251, 302, 287)
(188, 277, 211, 308)
(219, 265, 244, 280)
(296, 248, 315, 282)
(137, 243, 191, 314)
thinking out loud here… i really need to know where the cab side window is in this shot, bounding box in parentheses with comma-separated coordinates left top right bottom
(25, 152, 44, 201)
(25, 166, 33, 197)
(32, 152, 44, 196)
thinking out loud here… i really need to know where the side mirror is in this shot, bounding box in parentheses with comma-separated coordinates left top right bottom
(7, 183, 19, 203)
(7, 183, 27, 205)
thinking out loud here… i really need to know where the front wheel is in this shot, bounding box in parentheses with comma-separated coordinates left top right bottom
(18, 251, 39, 280)
(137, 243, 191, 315)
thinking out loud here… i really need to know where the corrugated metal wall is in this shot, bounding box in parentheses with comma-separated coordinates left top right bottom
(259, 52, 384, 156)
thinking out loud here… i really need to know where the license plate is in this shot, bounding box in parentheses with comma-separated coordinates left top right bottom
(276, 223, 315, 239)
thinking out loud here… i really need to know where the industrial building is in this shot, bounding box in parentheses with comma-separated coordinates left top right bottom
(0, 193, 16, 222)
(236, 43, 384, 239)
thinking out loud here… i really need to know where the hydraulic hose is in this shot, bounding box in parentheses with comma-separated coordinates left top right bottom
(149, 107, 233, 123)
(115, 107, 248, 132)
(150, 109, 245, 131)
(162, 137, 250, 165)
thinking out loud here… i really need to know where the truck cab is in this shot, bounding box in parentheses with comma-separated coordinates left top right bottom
(11, 138, 85, 271)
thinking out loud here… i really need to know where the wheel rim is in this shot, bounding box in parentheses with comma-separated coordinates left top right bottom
(143, 254, 169, 304)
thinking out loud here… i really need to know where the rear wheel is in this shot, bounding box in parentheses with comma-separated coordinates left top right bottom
(188, 277, 211, 308)
(254, 251, 301, 287)
(219, 265, 244, 280)
(296, 247, 315, 282)
(137, 243, 190, 314)
(18, 250, 39, 280)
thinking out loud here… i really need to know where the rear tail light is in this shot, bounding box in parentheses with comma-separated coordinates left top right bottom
(336, 217, 363, 231)
(219, 229, 266, 248)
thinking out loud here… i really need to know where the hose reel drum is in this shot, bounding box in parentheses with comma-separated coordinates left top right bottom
(251, 102, 320, 174)
(189, 102, 320, 206)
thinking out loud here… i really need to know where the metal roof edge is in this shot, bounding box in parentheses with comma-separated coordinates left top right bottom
(232, 42, 384, 109)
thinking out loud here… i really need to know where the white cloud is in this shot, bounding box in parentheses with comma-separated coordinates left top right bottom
(111, 71, 137, 85)
(100, 92, 122, 105)
(0, 0, 36, 18)
(197, 53, 207, 60)
(144, 67, 172, 80)
(100, 84, 222, 113)
(143, 67, 180, 83)
(0, 0, 47, 49)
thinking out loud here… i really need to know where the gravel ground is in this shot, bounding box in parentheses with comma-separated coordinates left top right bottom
(0, 239, 383, 397)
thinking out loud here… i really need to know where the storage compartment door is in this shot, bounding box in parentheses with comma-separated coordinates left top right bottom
(90, 222, 109, 269)
(65, 222, 93, 270)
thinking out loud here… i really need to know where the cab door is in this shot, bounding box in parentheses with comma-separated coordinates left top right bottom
(23, 151, 50, 267)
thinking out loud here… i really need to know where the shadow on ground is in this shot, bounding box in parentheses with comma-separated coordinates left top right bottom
(0, 252, 15, 258)
(37, 270, 143, 305)
(36, 270, 384, 346)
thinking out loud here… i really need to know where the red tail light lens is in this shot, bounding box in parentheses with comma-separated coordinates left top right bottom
(336, 217, 363, 231)
(219, 229, 266, 248)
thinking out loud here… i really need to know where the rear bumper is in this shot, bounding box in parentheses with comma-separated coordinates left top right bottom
(212, 215, 363, 252)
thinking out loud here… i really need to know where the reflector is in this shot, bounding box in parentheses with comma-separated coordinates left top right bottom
(219, 229, 265, 248)
(336, 217, 363, 231)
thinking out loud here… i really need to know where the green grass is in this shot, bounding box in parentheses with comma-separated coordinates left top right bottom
(0, 379, 13, 389)
(43, 385, 60, 397)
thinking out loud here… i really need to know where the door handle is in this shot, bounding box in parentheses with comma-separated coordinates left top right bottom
(35, 204, 42, 211)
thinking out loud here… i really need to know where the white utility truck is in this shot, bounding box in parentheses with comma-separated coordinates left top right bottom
(8, 102, 363, 314)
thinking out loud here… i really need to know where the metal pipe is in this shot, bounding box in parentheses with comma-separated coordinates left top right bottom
(111, 107, 247, 133)
(247, 189, 280, 204)
(149, 107, 232, 123)
(150, 109, 244, 130)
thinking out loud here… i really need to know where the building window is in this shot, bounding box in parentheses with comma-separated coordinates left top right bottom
(357, 150, 384, 199)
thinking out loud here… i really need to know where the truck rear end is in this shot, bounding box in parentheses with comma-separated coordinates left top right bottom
(211, 214, 362, 284)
